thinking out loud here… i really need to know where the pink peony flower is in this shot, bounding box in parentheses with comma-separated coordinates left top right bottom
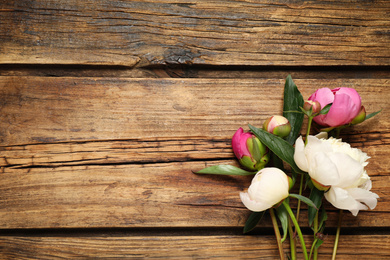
(309, 87, 361, 127)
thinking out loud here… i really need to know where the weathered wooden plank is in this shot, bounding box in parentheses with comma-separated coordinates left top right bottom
(0, 160, 388, 229)
(0, 77, 388, 146)
(1, 0, 389, 66)
(1, 235, 389, 259)
(0, 134, 388, 171)
(0, 77, 388, 229)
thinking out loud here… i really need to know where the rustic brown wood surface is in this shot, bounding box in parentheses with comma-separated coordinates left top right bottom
(1, 0, 390, 66)
(1, 235, 389, 259)
(1, 0, 389, 259)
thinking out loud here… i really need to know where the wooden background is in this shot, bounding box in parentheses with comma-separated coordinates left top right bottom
(1, 0, 389, 259)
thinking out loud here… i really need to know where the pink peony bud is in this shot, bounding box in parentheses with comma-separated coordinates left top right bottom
(263, 116, 291, 138)
(232, 128, 270, 171)
(303, 100, 321, 115)
(308, 87, 361, 127)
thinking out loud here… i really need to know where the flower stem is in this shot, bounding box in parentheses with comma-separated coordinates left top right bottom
(288, 218, 296, 260)
(270, 208, 286, 260)
(295, 174, 304, 223)
(332, 210, 343, 260)
(283, 201, 309, 260)
(309, 238, 318, 260)
(305, 116, 313, 146)
(313, 211, 319, 260)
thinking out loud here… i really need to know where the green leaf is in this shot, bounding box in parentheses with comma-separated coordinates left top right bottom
(308, 188, 324, 227)
(315, 239, 324, 249)
(318, 207, 328, 231)
(365, 109, 382, 120)
(248, 125, 304, 174)
(194, 165, 256, 176)
(276, 199, 289, 243)
(271, 152, 285, 171)
(283, 75, 304, 145)
(289, 194, 317, 209)
(319, 103, 332, 115)
(243, 211, 265, 233)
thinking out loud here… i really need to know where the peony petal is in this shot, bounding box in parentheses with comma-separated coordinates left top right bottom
(240, 168, 289, 212)
(240, 192, 272, 212)
(309, 88, 334, 110)
(232, 128, 243, 158)
(333, 88, 361, 111)
(324, 186, 368, 216)
(311, 152, 340, 186)
(240, 132, 254, 157)
(305, 135, 333, 156)
(248, 168, 289, 204)
(327, 152, 364, 188)
(315, 132, 328, 139)
(347, 187, 379, 210)
(323, 93, 359, 127)
(309, 88, 335, 126)
(294, 136, 309, 172)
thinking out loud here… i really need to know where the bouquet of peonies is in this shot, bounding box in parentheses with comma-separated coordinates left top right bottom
(195, 76, 381, 260)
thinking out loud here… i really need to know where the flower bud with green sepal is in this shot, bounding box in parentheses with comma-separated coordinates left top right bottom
(302, 100, 321, 117)
(232, 127, 270, 171)
(263, 116, 291, 138)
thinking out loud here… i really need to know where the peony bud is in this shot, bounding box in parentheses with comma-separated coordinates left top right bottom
(303, 100, 321, 116)
(240, 168, 290, 212)
(263, 116, 291, 138)
(232, 128, 270, 171)
(351, 106, 366, 125)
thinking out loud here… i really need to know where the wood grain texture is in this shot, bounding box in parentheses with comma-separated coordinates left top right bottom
(0, 77, 388, 145)
(1, 235, 390, 259)
(0, 77, 388, 229)
(0, 160, 388, 229)
(1, 0, 390, 66)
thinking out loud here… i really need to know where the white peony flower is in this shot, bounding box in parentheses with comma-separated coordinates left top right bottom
(240, 167, 290, 212)
(294, 134, 379, 216)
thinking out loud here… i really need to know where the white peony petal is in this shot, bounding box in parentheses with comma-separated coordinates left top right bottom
(359, 178, 372, 191)
(315, 132, 328, 139)
(240, 192, 272, 212)
(248, 168, 289, 204)
(325, 187, 368, 216)
(327, 152, 364, 188)
(311, 152, 340, 186)
(240, 168, 289, 212)
(306, 135, 333, 155)
(347, 187, 379, 210)
(294, 136, 308, 172)
(352, 171, 371, 189)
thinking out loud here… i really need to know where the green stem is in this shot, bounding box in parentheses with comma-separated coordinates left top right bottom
(283, 201, 309, 260)
(305, 116, 313, 146)
(295, 174, 304, 223)
(288, 218, 296, 260)
(331, 210, 343, 260)
(309, 238, 318, 260)
(270, 208, 286, 260)
(313, 211, 319, 260)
